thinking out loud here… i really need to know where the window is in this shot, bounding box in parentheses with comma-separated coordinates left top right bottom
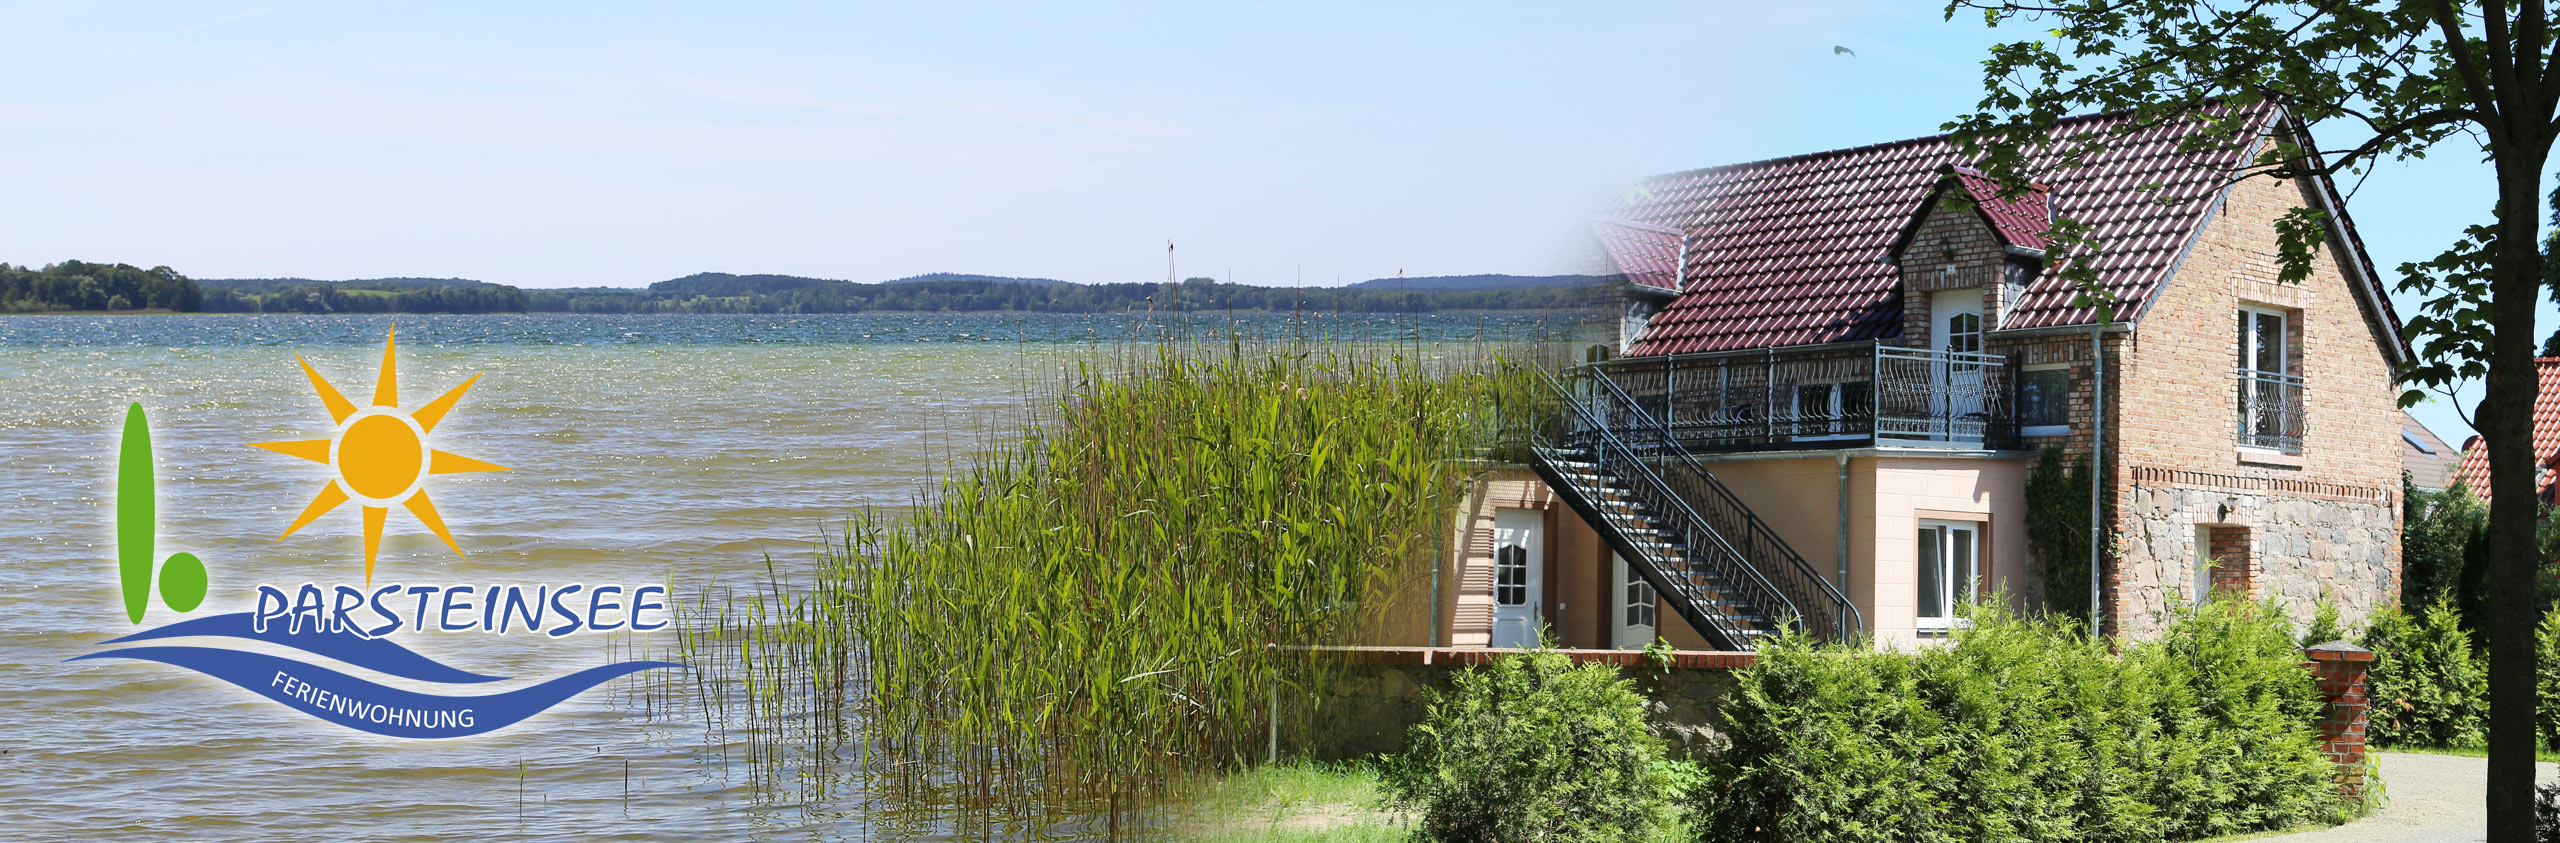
(1917, 520, 1979, 630)
(2237, 307, 2302, 452)
(1621, 300, 1657, 352)
(1495, 543, 1529, 607)
(2019, 367, 2070, 436)
(1945, 311, 1982, 354)
(1623, 563, 1657, 630)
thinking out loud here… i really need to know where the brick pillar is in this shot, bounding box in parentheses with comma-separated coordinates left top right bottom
(2305, 641, 2376, 800)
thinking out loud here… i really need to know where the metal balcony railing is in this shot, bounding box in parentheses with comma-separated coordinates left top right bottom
(1589, 341, 2016, 452)
(2237, 369, 2305, 453)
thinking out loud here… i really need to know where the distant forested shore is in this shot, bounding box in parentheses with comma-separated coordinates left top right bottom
(3, 263, 1601, 315)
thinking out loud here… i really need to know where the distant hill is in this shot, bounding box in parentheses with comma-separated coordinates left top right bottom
(200, 276, 497, 293)
(884, 272, 1071, 287)
(1344, 274, 1601, 291)
(648, 272, 853, 297)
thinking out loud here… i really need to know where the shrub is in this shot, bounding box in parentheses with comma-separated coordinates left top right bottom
(1695, 597, 2337, 842)
(2026, 447, 2097, 621)
(1382, 649, 1679, 843)
(2400, 477, 2484, 613)
(2542, 610, 2560, 752)
(2360, 604, 2487, 748)
(2299, 598, 2344, 648)
(2127, 598, 2334, 839)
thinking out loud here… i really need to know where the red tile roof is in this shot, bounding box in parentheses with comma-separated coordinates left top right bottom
(2450, 358, 2560, 502)
(1616, 102, 2380, 356)
(1591, 217, 1682, 294)
(1883, 164, 2054, 263)
(1948, 165, 2053, 252)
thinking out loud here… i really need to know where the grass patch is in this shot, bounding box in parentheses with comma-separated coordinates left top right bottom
(2379, 743, 2560, 764)
(1170, 760, 1404, 841)
(1166, 759, 1701, 843)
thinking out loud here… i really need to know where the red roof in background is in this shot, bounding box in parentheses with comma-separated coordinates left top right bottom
(1620, 104, 2277, 356)
(2449, 358, 2560, 502)
(1591, 217, 1682, 293)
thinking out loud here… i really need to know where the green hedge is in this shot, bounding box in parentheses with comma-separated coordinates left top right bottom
(1694, 598, 2341, 843)
(1382, 649, 1683, 843)
(2360, 603, 2488, 747)
(2360, 602, 2560, 751)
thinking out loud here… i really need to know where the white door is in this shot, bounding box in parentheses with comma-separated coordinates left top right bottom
(1612, 554, 1658, 649)
(1490, 509, 1544, 648)
(1929, 289, 1986, 440)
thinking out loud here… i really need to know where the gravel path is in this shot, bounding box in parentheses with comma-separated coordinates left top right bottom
(2268, 751, 2556, 842)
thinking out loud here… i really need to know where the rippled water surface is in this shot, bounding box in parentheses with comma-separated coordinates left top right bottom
(0, 312, 1574, 841)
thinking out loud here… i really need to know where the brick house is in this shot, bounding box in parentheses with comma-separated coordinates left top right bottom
(1385, 103, 2407, 650)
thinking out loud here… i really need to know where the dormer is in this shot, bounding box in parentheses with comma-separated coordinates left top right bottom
(1592, 217, 1685, 353)
(1885, 165, 2052, 340)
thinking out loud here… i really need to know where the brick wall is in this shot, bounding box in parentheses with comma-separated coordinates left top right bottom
(2307, 641, 2376, 800)
(2207, 524, 2254, 596)
(2099, 133, 2403, 637)
(1896, 189, 2011, 349)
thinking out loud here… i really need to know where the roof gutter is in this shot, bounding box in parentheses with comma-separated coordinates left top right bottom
(1986, 321, 2133, 340)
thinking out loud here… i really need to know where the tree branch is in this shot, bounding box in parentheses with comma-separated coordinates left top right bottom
(2433, 0, 2509, 124)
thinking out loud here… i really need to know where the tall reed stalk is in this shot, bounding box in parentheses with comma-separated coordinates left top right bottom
(682, 330, 1553, 833)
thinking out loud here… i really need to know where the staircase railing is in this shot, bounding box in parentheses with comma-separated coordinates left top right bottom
(1571, 366, 1864, 643)
(1524, 366, 1800, 650)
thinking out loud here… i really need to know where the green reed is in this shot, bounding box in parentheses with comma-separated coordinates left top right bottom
(678, 331, 1553, 833)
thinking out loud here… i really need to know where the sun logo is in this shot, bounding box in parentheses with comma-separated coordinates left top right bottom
(252, 328, 507, 584)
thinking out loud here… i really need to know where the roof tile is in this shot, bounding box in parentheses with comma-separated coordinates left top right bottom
(2449, 358, 2560, 502)
(1618, 105, 2273, 355)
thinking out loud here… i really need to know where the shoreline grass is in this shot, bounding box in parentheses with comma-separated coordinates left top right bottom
(669, 323, 1585, 834)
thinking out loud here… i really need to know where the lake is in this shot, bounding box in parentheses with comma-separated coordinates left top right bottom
(0, 311, 1584, 841)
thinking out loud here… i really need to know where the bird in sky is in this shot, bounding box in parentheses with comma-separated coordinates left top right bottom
(1834, 45, 1857, 58)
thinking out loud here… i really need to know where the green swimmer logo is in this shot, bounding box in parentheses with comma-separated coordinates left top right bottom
(116, 402, 206, 622)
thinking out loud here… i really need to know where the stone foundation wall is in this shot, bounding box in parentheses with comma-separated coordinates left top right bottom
(1293, 647, 1750, 761)
(2115, 483, 2398, 638)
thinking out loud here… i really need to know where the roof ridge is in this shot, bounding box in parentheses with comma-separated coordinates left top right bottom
(1640, 105, 2173, 185)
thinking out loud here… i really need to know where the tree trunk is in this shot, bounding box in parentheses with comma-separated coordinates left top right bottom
(2482, 135, 2548, 843)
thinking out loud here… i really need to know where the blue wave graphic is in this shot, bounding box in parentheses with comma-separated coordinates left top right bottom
(98, 612, 506, 684)
(72, 646, 684, 738)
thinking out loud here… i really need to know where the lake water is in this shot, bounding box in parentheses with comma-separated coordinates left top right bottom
(0, 312, 1582, 841)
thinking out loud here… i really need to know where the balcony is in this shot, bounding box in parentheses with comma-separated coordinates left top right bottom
(2237, 369, 2305, 454)
(1590, 341, 2016, 453)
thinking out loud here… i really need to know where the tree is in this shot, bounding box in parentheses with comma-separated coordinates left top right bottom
(1945, 3, 2553, 837)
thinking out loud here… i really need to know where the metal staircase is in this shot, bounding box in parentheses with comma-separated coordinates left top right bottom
(1521, 366, 1861, 649)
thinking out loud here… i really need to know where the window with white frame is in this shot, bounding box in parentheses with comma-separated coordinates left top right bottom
(1944, 311, 1982, 354)
(1495, 543, 1529, 607)
(1623, 563, 1656, 630)
(1916, 520, 1980, 631)
(2237, 306, 2302, 453)
(2018, 365, 2070, 436)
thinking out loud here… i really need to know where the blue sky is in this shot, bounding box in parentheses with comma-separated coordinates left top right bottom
(0, 1, 2533, 440)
